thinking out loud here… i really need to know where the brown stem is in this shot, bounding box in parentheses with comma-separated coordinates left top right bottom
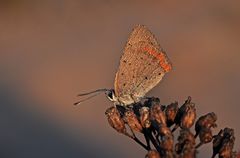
(124, 127, 149, 151)
(144, 129, 161, 153)
(143, 131, 151, 150)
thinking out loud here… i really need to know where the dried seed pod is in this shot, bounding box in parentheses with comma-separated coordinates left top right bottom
(174, 97, 192, 124)
(218, 128, 235, 158)
(158, 124, 172, 137)
(173, 97, 196, 132)
(145, 150, 161, 158)
(144, 97, 161, 108)
(165, 102, 179, 127)
(104, 97, 236, 158)
(181, 144, 197, 158)
(180, 102, 196, 129)
(180, 129, 195, 146)
(212, 128, 235, 158)
(223, 128, 234, 138)
(150, 104, 167, 126)
(160, 135, 174, 151)
(219, 138, 235, 158)
(195, 112, 217, 138)
(123, 109, 143, 133)
(105, 106, 126, 134)
(175, 129, 196, 155)
(212, 129, 224, 158)
(196, 127, 213, 148)
(139, 107, 151, 128)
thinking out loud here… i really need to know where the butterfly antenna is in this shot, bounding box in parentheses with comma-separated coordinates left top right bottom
(77, 88, 108, 96)
(74, 88, 109, 106)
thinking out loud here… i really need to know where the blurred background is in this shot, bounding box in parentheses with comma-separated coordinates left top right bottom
(0, 0, 239, 157)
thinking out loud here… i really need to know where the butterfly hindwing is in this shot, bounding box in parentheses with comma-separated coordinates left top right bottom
(132, 43, 169, 99)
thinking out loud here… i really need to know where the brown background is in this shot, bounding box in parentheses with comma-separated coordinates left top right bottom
(0, 0, 239, 157)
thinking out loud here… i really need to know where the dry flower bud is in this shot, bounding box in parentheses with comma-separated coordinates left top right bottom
(176, 129, 196, 155)
(139, 107, 151, 128)
(223, 128, 234, 137)
(144, 97, 161, 108)
(165, 102, 179, 127)
(180, 129, 195, 145)
(145, 150, 161, 158)
(212, 128, 235, 158)
(105, 106, 126, 134)
(180, 103, 196, 129)
(123, 109, 143, 133)
(158, 124, 172, 137)
(104, 96, 236, 158)
(212, 129, 225, 158)
(199, 127, 213, 144)
(195, 112, 217, 138)
(160, 135, 174, 151)
(219, 128, 235, 158)
(150, 104, 167, 126)
(173, 97, 196, 132)
(219, 139, 235, 158)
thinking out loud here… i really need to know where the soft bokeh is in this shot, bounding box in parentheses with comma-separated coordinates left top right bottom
(0, 0, 239, 157)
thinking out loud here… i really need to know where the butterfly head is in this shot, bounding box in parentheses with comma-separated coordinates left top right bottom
(105, 89, 118, 103)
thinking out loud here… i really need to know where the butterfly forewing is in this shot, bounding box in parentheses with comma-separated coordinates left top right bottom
(126, 25, 161, 52)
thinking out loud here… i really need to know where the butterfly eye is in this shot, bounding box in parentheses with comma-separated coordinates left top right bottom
(105, 89, 115, 101)
(108, 91, 113, 99)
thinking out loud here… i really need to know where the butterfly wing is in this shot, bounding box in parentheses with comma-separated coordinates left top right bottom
(131, 42, 171, 99)
(126, 25, 160, 50)
(114, 25, 172, 105)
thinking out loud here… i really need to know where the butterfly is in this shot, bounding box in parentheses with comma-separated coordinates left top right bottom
(74, 25, 172, 106)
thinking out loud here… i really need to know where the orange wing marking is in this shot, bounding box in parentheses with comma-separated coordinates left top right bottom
(143, 47, 172, 72)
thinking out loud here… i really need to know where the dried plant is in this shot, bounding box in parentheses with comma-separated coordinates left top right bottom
(105, 97, 237, 158)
